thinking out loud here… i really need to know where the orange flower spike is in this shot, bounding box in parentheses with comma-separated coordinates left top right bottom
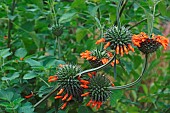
(111, 83, 115, 87)
(104, 42, 111, 49)
(81, 92, 90, 97)
(116, 59, 119, 64)
(92, 56, 97, 60)
(81, 85, 89, 89)
(48, 76, 58, 82)
(55, 95, 63, 99)
(57, 88, 64, 95)
(107, 52, 113, 57)
(61, 102, 68, 110)
(86, 56, 93, 60)
(116, 46, 120, 54)
(123, 45, 128, 54)
(128, 44, 134, 52)
(95, 38, 105, 44)
(80, 79, 90, 85)
(91, 71, 96, 76)
(86, 99, 92, 106)
(25, 92, 34, 99)
(92, 101, 97, 108)
(62, 93, 69, 101)
(110, 61, 114, 67)
(88, 73, 93, 78)
(120, 46, 124, 56)
(67, 95, 73, 101)
(97, 102, 102, 109)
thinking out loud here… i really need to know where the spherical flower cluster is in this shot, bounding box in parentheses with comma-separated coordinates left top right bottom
(132, 32, 169, 54)
(80, 49, 119, 68)
(48, 64, 83, 109)
(96, 26, 134, 56)
(79, 74, 114, 109)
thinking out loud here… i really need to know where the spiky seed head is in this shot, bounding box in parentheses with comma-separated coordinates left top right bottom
(57, 64, 83, 102)
(105, 26, 132, 50)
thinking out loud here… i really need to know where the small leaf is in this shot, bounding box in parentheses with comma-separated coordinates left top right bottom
(59, 12, 76, 23)
(1, 72, 20, 81)
(25, 59, 42, 67)
(0, 48, 12, 59)
(15, 48, 27, 58)
(0, 90, 14, 101)
(23, 71, 37, 80)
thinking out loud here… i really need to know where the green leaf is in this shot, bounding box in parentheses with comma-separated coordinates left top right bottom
(25, 59, 42, 67)
(110, 90, 123, 107)
(77, 105, 93, 113)
(23, 71, 37, 79)
(0, 90, 14, 101)
(15, 48, 27, 58)
(158, 1, 167, 16)
(59, 12, 76, 23)
(30, 32, 40, 49)
(0, 48, 12, 59)
(72, 0, 87, 10)
(1, 72, 20, 81)
(18, 102, 34, 113)
(76, 28, 87, 43)
(38, 86, 53, 97)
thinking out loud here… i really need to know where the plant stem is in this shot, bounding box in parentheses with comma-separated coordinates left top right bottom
(108, 54, 148, 90)
(76, 54, 115, 77)
(128, 13, 160, 30)
(114, 0, 128, 26)
(7, 0, 17, 59)
(39, 77, 50, 87)
(34, 86, 60, 108)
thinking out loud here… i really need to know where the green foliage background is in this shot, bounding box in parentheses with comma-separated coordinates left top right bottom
(0, 0, 170, 113)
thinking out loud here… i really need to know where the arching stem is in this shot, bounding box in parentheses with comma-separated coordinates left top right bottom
(76, 54, 116, 77)
(108, 54, 148, 90)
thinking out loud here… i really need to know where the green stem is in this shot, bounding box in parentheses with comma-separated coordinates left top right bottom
(128, 13, 160, 30)
(7, 0, 17, 60)
(108, 54, 148, 90)
(76, 54, 115, 77)
(39, 77, 50, 87)
(116, 0, 123, 29)
(34, 86, 60, 108)
(114, 0, 128, 26)
(57, 37, 61, 58)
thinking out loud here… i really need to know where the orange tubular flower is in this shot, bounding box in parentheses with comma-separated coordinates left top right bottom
(25, 92, 34, 99)
(48, 76, 58, 82)
(132, 32, 169, 54)
(95, 38, 105, 44)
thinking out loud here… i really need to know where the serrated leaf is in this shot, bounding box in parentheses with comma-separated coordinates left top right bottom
(15, 48, 27, 58)
(23, 71, 37, 79)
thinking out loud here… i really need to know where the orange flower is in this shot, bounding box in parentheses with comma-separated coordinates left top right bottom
(95, 38, 105, 44)
(154, 35, 169, 50)
(25, 92, 34, 99)
(48, 76, 58, 82)
(132, 32, 169, 53)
